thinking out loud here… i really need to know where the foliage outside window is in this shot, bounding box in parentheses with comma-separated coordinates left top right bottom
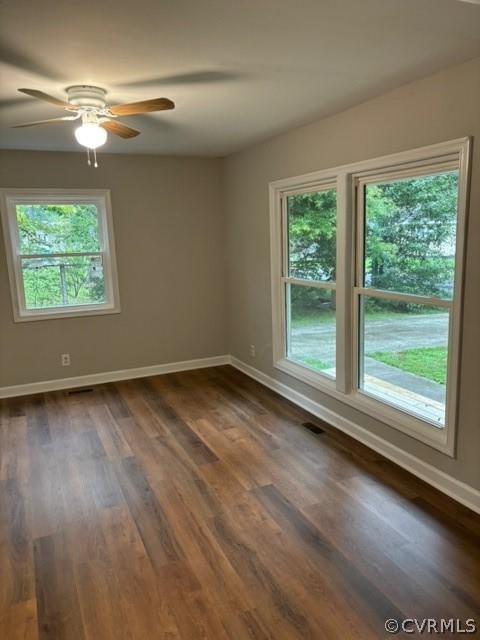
(363, 172, 457, 300)
(1, 190, 120, 321)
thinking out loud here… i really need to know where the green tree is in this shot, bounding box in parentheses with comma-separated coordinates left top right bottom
(287, 189, 336, 282)
(287, 189, 336, 313)
(365, 172, 458, 304)
(16, 204, 105, 309)
(286, 172, 458, 317)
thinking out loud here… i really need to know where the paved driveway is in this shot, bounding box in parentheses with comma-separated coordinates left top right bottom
(290, 312, 448, 403)
(290, 312, 448, 361)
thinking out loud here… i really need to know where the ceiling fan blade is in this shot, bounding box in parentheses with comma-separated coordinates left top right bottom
(12, 116, 79, 128)
(109, 97, 174, 116)
(100, 120, 140, 138)
(18, 88, 72, 109)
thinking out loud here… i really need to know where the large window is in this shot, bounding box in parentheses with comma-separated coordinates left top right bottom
(270, 139, 470, 454)
(1, 189, 120, 321)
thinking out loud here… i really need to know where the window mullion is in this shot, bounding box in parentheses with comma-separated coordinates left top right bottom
(355, 286, 452, 309)
(351, 179, 365, 395)
(335, 172, 352, 394)
(282, 276, 336, 291)
(18, 251, 102, 260)
(280, 195, 288, 278)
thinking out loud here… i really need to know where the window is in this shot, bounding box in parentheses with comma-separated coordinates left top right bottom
(355, 169, 457, 428)
(1, 189, 120, 321)
(270, 138, 470, 454)
(284, 186, 337, 378)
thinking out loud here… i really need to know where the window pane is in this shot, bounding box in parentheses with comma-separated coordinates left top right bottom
(359, 296, 448, 426)
(22, 255, 105, 309)
(287, 284, 336, 378)
(364, 171, 458, 299)
(287, 188, 336, 282)
(16, 204, 101, 254)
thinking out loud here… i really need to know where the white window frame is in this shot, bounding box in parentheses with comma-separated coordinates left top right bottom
(1, 188, 120, 322)
(270, 138, 471, 456)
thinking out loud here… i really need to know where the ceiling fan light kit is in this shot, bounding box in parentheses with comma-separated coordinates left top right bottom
(75, 122, 107, 149)
(13, 85, 175, 167)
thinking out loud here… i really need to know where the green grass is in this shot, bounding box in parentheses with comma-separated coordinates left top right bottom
(290, 308, 444, 328)
(295, 356, 330, 371)
(369, 347, 447, 384)
(291, 309, 336, 327)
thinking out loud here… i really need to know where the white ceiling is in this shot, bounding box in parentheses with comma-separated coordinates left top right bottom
(0, 0, 479, 156)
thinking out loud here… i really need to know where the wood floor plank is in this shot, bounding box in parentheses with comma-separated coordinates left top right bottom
(100, 385, 131, 421)
(198, 458, 251, 507)
(160, 486, 254, 617)
(34, 533, 85, 640)
(58, 456, 133, 640)
(229, 489, 382, 640)
(0, 478, 34, 608)
(150, 380, 219, 466)
(98, 504, 181, 639)
(301, 479, 473, 621)
(208, 508, 319, 640)
(192, 418, 268, 490)
(0, 599, 38, 640)
(0, 365, 479, 639)
(74, 557, 127, 640)
(115, 380, 170, 438)
(28, 445, 65, 540)
(88, 404, 133, 460)
(334, 472, 480, 600)
(0, 415, 29, 483)
(115, 456, 184, 569)
(26, 395, 51, 449)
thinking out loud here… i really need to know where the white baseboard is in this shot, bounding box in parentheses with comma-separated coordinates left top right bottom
(230, 356, 480, 515)
(0, 355, 230, 399)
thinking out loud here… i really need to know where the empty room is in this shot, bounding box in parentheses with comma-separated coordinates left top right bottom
(1, 1, 480, 638)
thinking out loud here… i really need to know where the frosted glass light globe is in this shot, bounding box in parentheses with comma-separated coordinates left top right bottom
(74, 123, 107, 149)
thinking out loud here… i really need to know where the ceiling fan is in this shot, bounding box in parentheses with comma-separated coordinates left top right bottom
(12, 85, 175, 166)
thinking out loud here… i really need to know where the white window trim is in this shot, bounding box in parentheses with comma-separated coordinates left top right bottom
(0, 188, 121, 322)
(269, 137, 471, 456)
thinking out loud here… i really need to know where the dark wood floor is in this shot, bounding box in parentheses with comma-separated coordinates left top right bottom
(1, 365, 479, 639)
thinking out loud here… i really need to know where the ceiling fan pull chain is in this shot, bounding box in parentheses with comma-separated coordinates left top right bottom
(93, 148, 98, 168)
(87, 148, 91, 166)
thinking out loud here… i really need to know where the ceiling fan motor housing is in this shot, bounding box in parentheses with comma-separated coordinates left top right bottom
(66, 85, 107, 110)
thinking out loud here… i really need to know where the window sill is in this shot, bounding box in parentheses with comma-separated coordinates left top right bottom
(274, 357, 454, 456)
(13, 304, 121, 323)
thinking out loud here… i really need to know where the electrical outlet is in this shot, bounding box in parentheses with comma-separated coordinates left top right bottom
(61, 353, 71, 366)
(249, 344, 256, 357)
